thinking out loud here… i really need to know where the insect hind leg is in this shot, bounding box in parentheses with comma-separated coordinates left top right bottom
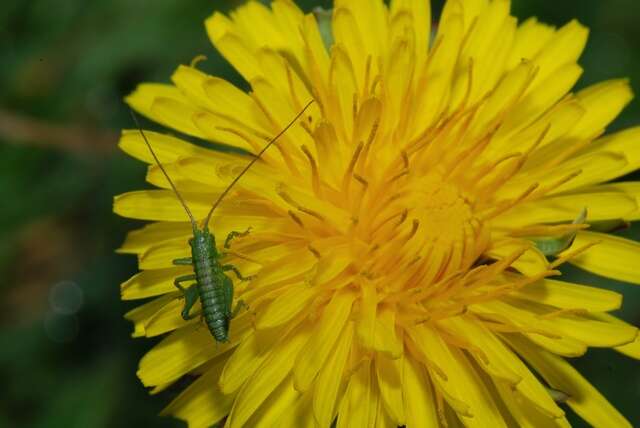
(174, 274, 196, 291)
(231, 299, 250, 319)
(180, 285, 201, 320)
(224, 227, 252, 249)
(222, 264, 255, 281)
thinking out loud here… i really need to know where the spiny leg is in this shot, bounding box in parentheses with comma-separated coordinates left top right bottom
(222, 264, 254, 281)
(174, 274, 196, 292)
(224, 227, 252, 249)
(231, 299, 250, 319)
(222, 277, 254, 327)
(180, 285, 201, 321)
(174, 274, 200, 320)
(173, 257, 193, 266)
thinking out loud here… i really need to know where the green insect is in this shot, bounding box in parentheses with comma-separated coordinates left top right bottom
(130, 100, 313, 343)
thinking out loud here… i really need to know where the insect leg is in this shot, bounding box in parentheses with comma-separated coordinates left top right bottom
(230, 299, 250, 319)
(224, 227, 252, 249)
(223, 276, 254, 326)
(222, 264, 254, 281)
(222, 275, 234, 317)
(174, 274, 196, 291)
(181, 285, 201, 320)
(173, 257, 193, 266)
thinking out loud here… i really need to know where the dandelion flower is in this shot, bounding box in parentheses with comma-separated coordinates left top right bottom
(115, 1, 640, 426)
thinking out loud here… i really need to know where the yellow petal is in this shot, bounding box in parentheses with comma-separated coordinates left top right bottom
(138, 312, 252, 386)
(515, 99, 586, 161)
(440, 317, 521, 385)
(254, 47, 312, 111)
(585, 182, 640, 219)
(144, 298, 198, 337)
(160, 358, 233, 428)
(274, 182, 353, 234)
(139, 239, 189, 269)
(373, 306, 403, 358)
(500, 63, 583, 137)
(506, 17, 555, 69)
(375, 353, 405, 425)
(469, 62, 537, 139)
(336, 0, 389, 67)
(591, 313, 640, 359)
(119, 221, 191, 255)
(227, 322, 311, 428)
(293, 289, 356, 391)
(532, 127, 640, 195)
(271, 0, 306, 58)
(301, 13, 330, 97)
(243, 376, 308, 428)
(495, 189, 637, 227)
(270, 383, 315, 428)
(508, 335, 633, 428)
(390, 0, 430, 69)
(566, 79, 633, 140)
(495, 381, 570, 428)
(170, 65, 219, 112)
(125, 83, 189, 129)
(501, 150, 629, 199)
(616, 336, 640, 359)
(325, 44, 358, 143)
(118, 129, 212, 166)
(412, 4, 463, 135)
(250, 77, 314, 150)
(124, 294, 174, 337)
(256, 283, 317, 330)
(337, 358, 378, 428)
(206, 12, 260, 82)
(114, 190, 211, 222)
(472, 300, 587, 357)
(563, 230, 640, 285)
(246, 247, 317, 292)
(332, 7, 367, 93)
(386, 16, 417, 131)
(402, 354, 439, 428)
(356, 279, 377, 348)
(219, 331, 264, 394)
(511, 278, 622, 312)
(576, 126, 640, 184)
(374, 399, 396, 428)
(440, 316, 564, 418)
(407, 325, 507, 426)
(121, 267, 189, 300)
(487, 241, 549, 276)
(513, 298, 637, 347)
(454, 0, 513, 105)
(313, 322, 353, 427)
(126, 82, 209, 139)
(531, 20, 588, 87)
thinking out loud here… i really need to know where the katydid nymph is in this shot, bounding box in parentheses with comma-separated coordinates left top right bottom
(130, 100, 314, 343)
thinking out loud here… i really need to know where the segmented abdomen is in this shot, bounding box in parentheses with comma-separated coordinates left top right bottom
(193, 252, 229, 342)
(199, 280, 229, 342)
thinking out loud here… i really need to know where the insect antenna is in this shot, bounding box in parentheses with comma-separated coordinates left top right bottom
(201, 99, 315, 229)
(129, 109, 198, 228)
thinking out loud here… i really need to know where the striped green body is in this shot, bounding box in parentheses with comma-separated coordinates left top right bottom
(172, 226, 249, 344)
(190, 228, 232, 343)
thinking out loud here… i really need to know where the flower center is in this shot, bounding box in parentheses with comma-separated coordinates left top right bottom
(355, 171, 489, 299)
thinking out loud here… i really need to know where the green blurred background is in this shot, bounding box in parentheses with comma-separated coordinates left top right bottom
(0, 0, 638, 427)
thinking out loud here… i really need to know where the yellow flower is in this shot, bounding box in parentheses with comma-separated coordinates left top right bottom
(115, 0, 640, 427)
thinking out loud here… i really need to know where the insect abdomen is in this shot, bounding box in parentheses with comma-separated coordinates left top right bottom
(189, 228, 232, 343)
(199, 281, 230, 342)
